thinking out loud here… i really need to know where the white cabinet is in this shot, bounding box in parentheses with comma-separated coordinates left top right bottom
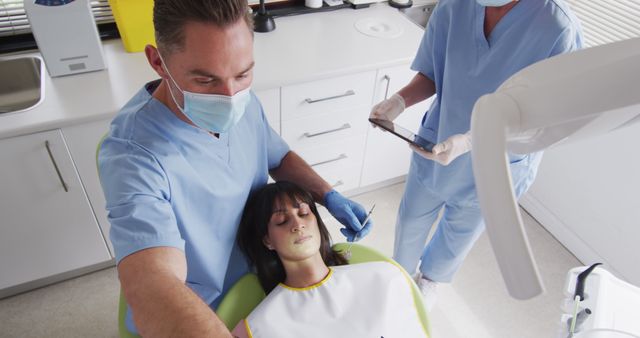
(62, 119, 113, 256)
(361, 65, 433, 186)
(277, 65, 432, 192)
(0, 129, 111, 293)
(280, 71, 376, 192)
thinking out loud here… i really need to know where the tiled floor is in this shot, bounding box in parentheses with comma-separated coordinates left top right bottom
(0, 182, 580, 338)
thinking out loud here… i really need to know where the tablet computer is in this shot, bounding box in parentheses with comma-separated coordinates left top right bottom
(369, 118, 435, 152)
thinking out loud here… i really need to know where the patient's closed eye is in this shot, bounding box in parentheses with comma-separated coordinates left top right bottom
(273, 215, 287, 226)
(298, 203, 311, 216)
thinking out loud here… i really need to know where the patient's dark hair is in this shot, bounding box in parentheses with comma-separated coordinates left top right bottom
(238, 181, 348, 293)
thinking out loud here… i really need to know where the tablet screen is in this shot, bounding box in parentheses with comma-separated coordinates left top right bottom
(369, 118, 435, 152)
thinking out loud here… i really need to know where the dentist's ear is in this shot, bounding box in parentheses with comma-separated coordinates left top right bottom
(144, 44, 169, 79)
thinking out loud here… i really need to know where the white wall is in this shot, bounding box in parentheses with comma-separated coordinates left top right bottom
(520, 122, 640, 285)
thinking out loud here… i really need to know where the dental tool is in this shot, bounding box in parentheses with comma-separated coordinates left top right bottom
(566, 308, 591, 336)
(344, 203, 376, 259)
(567, 263, 601, 337)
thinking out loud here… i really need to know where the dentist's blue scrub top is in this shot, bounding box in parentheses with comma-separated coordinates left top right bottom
(411, 0, 582, 202)
(98, 80, 289, 333)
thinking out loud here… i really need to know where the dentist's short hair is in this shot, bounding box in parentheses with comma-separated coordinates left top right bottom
(153, 0, 253, 54)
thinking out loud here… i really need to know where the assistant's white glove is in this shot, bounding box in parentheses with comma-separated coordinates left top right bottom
(369, 93, 406, 124)
(411, 131, 472, 166)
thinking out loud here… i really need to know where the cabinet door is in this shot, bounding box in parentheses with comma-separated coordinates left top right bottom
(360, 65, 434, 186)
(0, 130, 111, 290)
(62, 119, 113, 256)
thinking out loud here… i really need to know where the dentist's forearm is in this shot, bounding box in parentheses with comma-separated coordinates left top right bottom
(397, 72, 436, 108)
(270, 151, 332, 204)
(118, 247, 232, 338)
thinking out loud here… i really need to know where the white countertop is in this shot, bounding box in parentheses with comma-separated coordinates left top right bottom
(0, 4, 424, 139)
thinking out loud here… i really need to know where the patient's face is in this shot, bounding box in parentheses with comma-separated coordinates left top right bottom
(263, 198, 322, 262)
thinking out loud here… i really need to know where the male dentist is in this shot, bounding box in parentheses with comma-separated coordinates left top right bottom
(98, 0, 371, 336)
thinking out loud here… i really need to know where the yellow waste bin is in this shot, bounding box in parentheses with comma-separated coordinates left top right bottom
(108, 0, 155, 53)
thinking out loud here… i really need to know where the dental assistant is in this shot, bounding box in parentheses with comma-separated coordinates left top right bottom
(98, 1, 371, 336)
(370, 0, 582, 307)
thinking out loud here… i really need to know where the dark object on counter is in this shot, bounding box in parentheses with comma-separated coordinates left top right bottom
(250, 0, 352, 20)
(254, 0, 276, 32)
(389, 0, 413, 9)
(575, 263, 602, 301)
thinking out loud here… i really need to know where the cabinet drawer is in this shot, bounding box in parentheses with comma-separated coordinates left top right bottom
(361, 65, 433, 186)
(281, 71, 376, 121)
(295, 136, 366, 193)
(281, 108, 368, 148)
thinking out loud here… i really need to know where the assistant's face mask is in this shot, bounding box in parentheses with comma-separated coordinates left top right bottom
(158, 52, 251, 133)
(476, 0, 515, 7)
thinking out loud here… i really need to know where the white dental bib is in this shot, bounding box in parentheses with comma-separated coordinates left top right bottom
(244, 261, 427, 337)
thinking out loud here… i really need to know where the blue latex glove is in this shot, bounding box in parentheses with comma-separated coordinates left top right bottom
(323, 190, 373, 242)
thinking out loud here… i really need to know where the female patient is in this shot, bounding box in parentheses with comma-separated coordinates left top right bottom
(232, 181, 427, 338)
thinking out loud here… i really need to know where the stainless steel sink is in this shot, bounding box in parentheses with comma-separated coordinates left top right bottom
(0, 56, 44, 114)
(400, 2, 436, 29)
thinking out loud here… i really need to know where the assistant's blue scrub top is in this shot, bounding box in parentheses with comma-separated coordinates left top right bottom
(412, 0, 582, 202)
(98, 80, 289, 332)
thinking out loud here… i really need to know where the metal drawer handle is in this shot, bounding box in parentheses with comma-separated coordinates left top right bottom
(303, 123, 351, 138)
(383, 75, 391, 100)
(304, 90, 355, 104)
(310, 153, 348, 167)
(332, 180, 344, 188)
(45, 140, 68, 192)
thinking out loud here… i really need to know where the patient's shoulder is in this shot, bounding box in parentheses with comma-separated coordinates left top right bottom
(331, 261, 410, 284)
(333, 260, 402, 274)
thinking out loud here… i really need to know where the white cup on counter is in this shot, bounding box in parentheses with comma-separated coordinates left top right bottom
(305, 0, 323, 8)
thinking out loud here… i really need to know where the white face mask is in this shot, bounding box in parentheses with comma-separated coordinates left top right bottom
(158, 52, 251, 133)
(476, 0, 514, 7)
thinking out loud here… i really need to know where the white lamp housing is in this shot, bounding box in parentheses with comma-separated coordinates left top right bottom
(471, 37, 640, 300)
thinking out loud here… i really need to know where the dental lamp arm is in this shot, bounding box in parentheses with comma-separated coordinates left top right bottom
(471, 94, 544, 299)
(471, 37, 640, 300)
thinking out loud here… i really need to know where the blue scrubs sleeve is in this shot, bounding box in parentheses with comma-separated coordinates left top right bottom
(260, 107, 289, 170)
(99, 138, 185, 263)
(549, 26, 583, 57)
(411, 2, 441, 81)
